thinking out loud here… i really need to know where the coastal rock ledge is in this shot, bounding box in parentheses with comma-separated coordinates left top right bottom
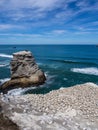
(0, 51, 46, 93)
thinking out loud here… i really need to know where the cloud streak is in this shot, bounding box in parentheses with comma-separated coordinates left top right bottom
(0, 0, 98, 44)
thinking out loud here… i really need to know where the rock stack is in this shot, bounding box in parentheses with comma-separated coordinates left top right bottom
(0, 51, 46, 93)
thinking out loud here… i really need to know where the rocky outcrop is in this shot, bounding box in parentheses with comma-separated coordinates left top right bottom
(0, 99, 19, 130)
(0, 113, 20, 130)
(0, 51, 46, 93)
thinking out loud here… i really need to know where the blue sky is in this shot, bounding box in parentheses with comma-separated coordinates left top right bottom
(0, 0, 98, 44)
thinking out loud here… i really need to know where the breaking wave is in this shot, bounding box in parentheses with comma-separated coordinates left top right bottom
(71, 67, 98, 76)
(7, 87, 37, 96)
(0, 64, 9, 67)
(0, 64, 7, 67)
(0, 72, 56, 95)
(0, 78, 10, 85)
(0, 53, 13, 58)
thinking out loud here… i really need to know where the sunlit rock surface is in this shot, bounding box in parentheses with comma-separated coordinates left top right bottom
(0, 51, 46, 93)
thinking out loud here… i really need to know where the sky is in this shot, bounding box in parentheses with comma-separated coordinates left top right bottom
(0, 0, 98, 44)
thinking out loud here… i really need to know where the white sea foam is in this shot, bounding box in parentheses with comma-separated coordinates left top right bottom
(45, 71, 49, 77)
(0, 53, 13, 58)
(45, 72, 57, 84)
(7, 88, 24, 96)
(1, 72, 56, 95)
(71, 67, 98, 76)
(0, 64, 6, 67)
(7, 86, 37, 96)
(0, 64, 9, 67)
(0, 78, 10, 84)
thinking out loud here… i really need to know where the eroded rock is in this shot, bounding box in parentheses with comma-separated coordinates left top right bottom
(0, 51, 46, 93)
(0, 113, 20, 130)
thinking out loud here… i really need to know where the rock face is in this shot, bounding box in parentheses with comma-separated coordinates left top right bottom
(0, 113, 20, 130)
(0, 51, 46, 93)
(11, 51, 39, 79)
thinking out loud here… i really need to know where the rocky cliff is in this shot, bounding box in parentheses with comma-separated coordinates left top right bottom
(0, 51, 46, 93)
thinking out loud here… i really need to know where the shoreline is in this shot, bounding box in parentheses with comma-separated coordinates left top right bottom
(0, 82, 98, 130)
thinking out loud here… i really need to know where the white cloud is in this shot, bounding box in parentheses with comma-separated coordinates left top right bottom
(76, 1, 89, 8)
(0, 0, 64, 11)
(0, 0, 66, 22)
(0, 0, 97, 23)
(76, 0, 98, 13)
(52, 30, 66, 34)
(0, 24, 22, 30)
(0, 0, 98, 34)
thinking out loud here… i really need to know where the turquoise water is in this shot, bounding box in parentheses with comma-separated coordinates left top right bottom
(0, 45, 98, 94)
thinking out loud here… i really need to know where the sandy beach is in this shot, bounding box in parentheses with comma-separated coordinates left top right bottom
(0, 82, 98, 130)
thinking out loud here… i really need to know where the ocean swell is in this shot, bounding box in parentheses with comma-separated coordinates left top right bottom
(48, 59, 97, 66)
(71, 67, 98, 76)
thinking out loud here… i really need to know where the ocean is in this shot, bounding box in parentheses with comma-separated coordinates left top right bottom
(0, 45, 98, 95)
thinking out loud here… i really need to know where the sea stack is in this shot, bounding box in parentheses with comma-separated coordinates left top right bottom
(0, 51, 46, 93)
